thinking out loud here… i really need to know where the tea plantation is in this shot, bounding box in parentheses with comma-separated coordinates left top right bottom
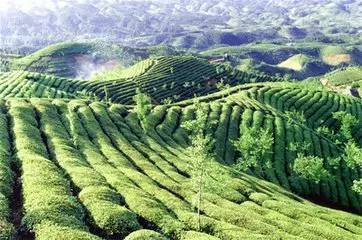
(0, 52, 362, 239)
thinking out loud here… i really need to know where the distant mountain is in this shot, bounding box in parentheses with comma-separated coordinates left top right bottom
(0, 0, 361, 52)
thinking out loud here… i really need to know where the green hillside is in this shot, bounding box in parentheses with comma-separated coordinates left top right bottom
(277, 54, 311, 71)
(91, 58, 156, 81)
(10, 42, 152, 78)
(1, 91, 362, 239)
(0, 57, 280, 104)
(323, 67, 362, 86)
(201, 43, 362, 79)
(0, 43, 362, 239)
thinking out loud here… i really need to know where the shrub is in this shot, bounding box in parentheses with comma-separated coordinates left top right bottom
(133, 88, 152, 131)
(232, 126, 274, 172)
(181, 231, 220, 240)
(293, 154, 329, 183)
(124, 230, 167, 240)
(79, 186, 140, 236)
(35, 221, 101, 240)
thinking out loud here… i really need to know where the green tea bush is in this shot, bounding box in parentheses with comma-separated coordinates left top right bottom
(9, 100, 97, 238)
(124, 229, 168, 240)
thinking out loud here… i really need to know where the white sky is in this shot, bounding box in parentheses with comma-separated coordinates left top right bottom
(0, 0, 167, 11)
(0, 0, 62, 11)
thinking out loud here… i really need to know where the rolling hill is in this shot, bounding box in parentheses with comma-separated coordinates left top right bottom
(1, 43, 362, 239)
(9, 42, 154, 79)
(277, 54, 311, 71)
(1, 0, 362, 238)
(322, 66, 362, 87)
(0, 56, 281, 104)
(0, 84, 362, 239)
(1, 0, 361, 51)
(201, 43, 362, 79)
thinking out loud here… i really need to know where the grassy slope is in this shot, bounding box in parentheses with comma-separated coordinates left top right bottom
(91, 58, 156, 81)
(1, 46, 362, 238)
(320, 45, 352, 66)
(9, 42, 152, 78)
(201, 43, 361, 79)
(0, 57, 280, 104)
(0, 94, 362, 239)
(323, 66, 362, 86)
(277, 54, 310, 71)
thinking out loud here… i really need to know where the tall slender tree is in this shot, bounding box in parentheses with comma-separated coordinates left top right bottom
(182, 99, 216, 231)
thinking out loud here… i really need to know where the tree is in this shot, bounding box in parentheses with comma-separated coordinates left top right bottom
(133, 88, 152, 132)
(232, 126, 274, 172)
(352, 179, 362, 195)
(181, 99, 216, 231)
(351, 82, 360, 89)
(289, 140, 330, 182)
(343, 140, 362, 194)
(161, 97, 173, 105)
(332, 111, 358, 142)
(285, 110, 306, 125)
(215, 79, 231, 98)
(103, 86, 110, 103)
(284, 73, 293, 81)
(306, 111, 362, 194)
(293, 154, 329, 183)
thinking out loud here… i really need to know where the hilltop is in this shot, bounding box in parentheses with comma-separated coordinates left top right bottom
(1, 0, 361, 51)
(202, 43, 362, 79)
(1, 53, 281, 104)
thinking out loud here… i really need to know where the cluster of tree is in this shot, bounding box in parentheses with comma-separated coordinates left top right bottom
(132, 89, 362, 231)
(287, 110, 362, 194)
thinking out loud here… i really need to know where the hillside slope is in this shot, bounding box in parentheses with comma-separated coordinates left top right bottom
(2, 0, 361, 50)
(10, 42, 151, 78)
(1, 97, 362, 239)
(277, 54, 310, 71)
(0, 57, 279, 104)
(323, 66, 362, 87)
(202, 43, 362, 79)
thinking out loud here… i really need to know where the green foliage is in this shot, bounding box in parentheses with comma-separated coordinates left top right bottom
(161, 97, 173, 105)
(332, 112, 359, 141)
(325, 66, 362, 86)
(289, 141, 310, 153)
(285, 110, 306, 125)
(79, 187, 140, 236)
(351, 82, 360, 89)
(352, 179, 362, 195)
(344, 141, 362, 168)
(293, 154, 329, 183)
(314, 111, 362, 194)
(182, 100, 217, 231)
(9, 101, 99, 238)
(215, 79, 231, 97)
(124, 230, 167, 240)
(0, 111, 14, 239)
(181, 231, 220, 240)
(232, 127, 274, 171)
(35, 221, 101, 240)
(133, 88, 152, 131)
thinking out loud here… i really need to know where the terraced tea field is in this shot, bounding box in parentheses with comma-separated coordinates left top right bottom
(0, 81, 362, 239)
(0, 56, 278, 104)
(323, 67, 362, 87)
(0, 49, 362, 239)
(0, 94, 361, 239)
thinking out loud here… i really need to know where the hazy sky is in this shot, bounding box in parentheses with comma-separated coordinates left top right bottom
(0, 0, 62, 11)
(0, 0, 166, 11)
